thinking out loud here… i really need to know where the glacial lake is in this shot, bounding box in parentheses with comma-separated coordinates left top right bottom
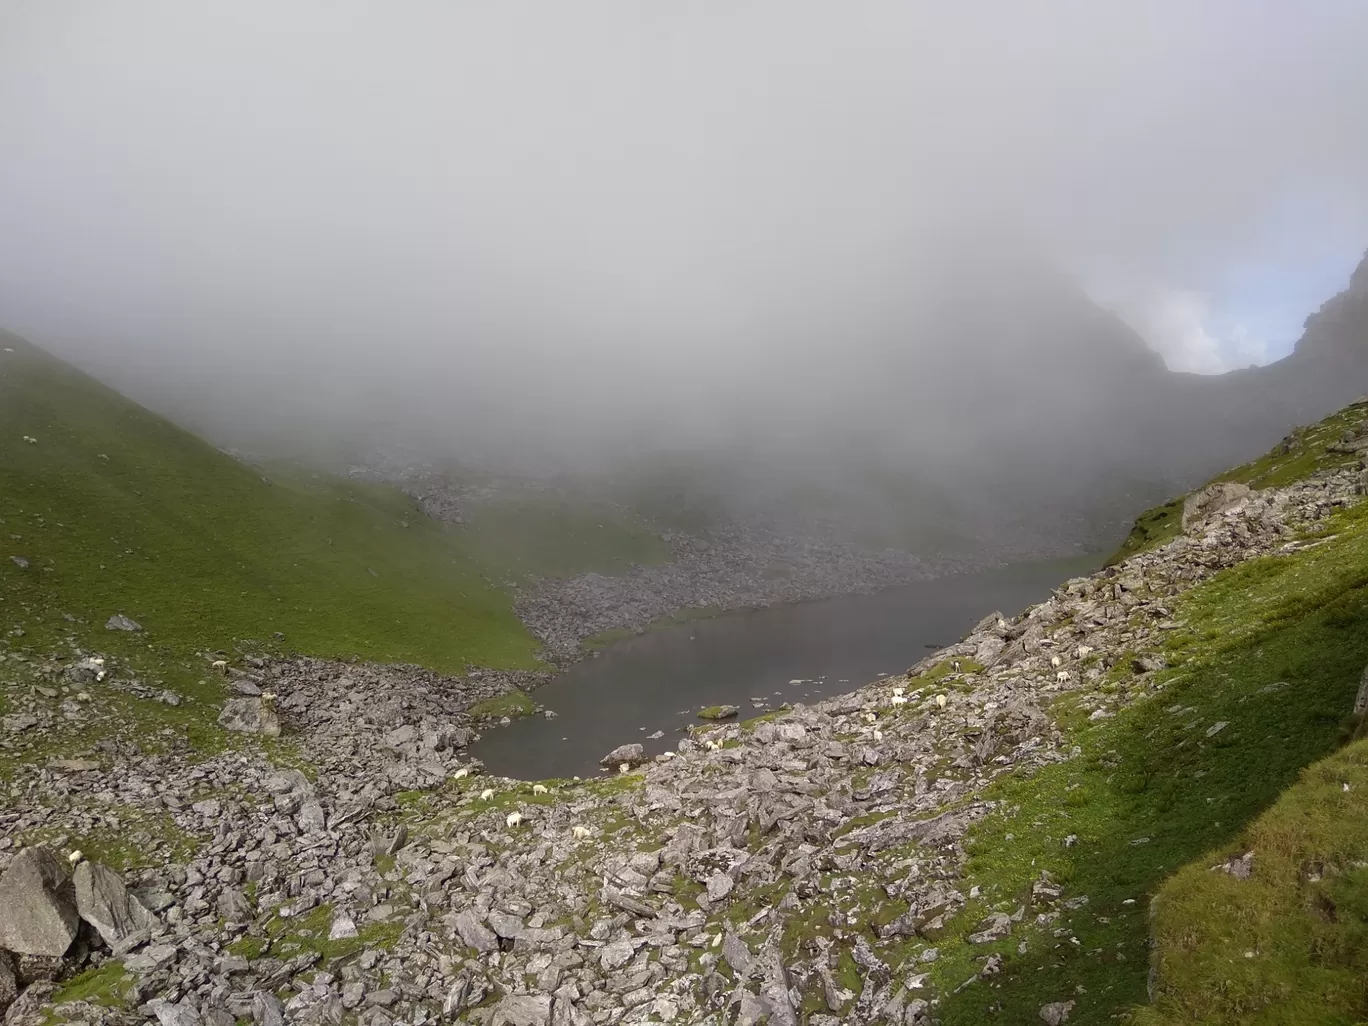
(471, 554, 1101, 780)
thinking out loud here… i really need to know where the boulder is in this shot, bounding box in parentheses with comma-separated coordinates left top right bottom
(1181, 481, 1251, 533)
(1039, 1000, 1076, 1025)
(105, 613, 142, 632)
(491, 993, 553, 1026)
(1354, 660, 1368, 716)
(0, 847, 78, 957)
(73, 861, 155, 950)
(217, 697, 281, 737)
(449, 911, 498, 953)
(599, 743, 647, 769)
(698, 705, 739, 720)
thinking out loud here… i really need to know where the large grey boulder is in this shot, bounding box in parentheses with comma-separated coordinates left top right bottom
(599, 743, 646, 769)
(491, 993, 553, 1026)
(449, 911, 498, 953)
(217, 697, 281, 737)
(0, 847, 78, 956)
(73, 861, 154, 950)
(1182, 481, 1252, 533)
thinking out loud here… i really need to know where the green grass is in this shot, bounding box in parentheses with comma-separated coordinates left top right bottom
(927, 494, 1368, 1024)
(467, 690, 535, 719)
(1108, 498, 1184, 566)
(1137, 739, 1368, 1026)
(46, 961, 134, 1013)
(0, 333, 543, 680)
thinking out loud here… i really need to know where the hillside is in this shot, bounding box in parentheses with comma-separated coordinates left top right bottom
(3, 384, 1368, 1023)
(0, 332, 677, 758)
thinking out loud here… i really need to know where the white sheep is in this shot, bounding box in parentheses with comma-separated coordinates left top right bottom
(872, 729, 883, 742)
(452, 767, 470, 780)
(864, 712, 878, 724)
(532, 783, 548, 795)
(506, 811, 523, 828)
(1056, 670, 1071, 683)
(704, 739, 722, 751)
(890, 695, 908, 706)
(572, 825, 591, 840)
(892, 686, 905, 697)
(68, 850, 84, 865)
(22, 435, 36, 444)
(1076, 645, 1094, 659)
(618, 762, 631, 774)
(211, 659, 228, 674)
(480, 788, 495, 801)
(1050, 655, 1062, 668)
(935, 694, 948, 709)
(951, 659, 961, 671)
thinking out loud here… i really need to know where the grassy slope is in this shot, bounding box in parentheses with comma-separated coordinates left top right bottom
(0, 334, 668, 701)
(1108, 402, 1368, 565)
(919, 405, 1368, 1024)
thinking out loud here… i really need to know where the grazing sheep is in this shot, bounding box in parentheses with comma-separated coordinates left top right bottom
(572, 825, 591, 840)
(872, 729, 883, 742)
(951, 659, 961, 671)
(1050, 655, 1062, 668)
(935, 694, 948, 709)
(505, 811, 523, 828)
(480, 788, 495, 801)
(704, 739, 722, 751)
(1056, 670, 1071, 683)
(211, 659, 228, 674)
(452, 767, 470, 780)
(890, 695, 908, 706)
(1076, 645, 1094, 659)
(892, 686, 905, 697)
(618, 762, 631, 774)
(68, 850, 84, 865)
(532, 783, 548, 795)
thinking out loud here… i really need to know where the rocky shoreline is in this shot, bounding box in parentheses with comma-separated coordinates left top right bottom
(3, 421, 1363, 1025)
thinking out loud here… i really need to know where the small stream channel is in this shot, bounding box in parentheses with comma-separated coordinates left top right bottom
(471, 555, 1101, 780)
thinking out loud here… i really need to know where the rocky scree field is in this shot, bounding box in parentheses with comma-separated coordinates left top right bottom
(5, 332, 1368, 1024)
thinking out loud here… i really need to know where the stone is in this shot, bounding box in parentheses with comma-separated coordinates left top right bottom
(1039, 1000, 1076, 1025)
(599, 743, 647, 769)
(149, 999, 204, 1026)
(1182, 481, 1251, 533)
(105, 613, 143, 631)
(123, 943, 177, 973)
(73, 860, 155, 949)
(0, 951, 16, 1016)
(491, 993, 553, 1026)
(722, 932, 751, 975)
(252, 991, 286, 1026)
(968, 912, 1012, 944)
(9, 556, 29, 569)
(329, 912, 358, 940)
(217, 697, 281, 737)
(599, 938, 635, 970)
(0, 847, 79, 956)
(698, 705, 739, 720)
(450, 911, 498, 953)
(706, 872, 734, 902)
(297, 799, 327, 833)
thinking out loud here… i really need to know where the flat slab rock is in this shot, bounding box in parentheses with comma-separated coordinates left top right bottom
(0, 847, 79, 957)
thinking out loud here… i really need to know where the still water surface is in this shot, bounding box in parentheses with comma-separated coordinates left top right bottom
(472, 555, 1100, 779)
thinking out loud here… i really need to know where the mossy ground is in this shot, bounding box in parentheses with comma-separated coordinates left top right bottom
(468, 690, 536, 719)
(925, 494, 1368, 1023)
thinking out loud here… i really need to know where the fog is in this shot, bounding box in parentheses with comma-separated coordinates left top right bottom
(2, 1, 1367, 478)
